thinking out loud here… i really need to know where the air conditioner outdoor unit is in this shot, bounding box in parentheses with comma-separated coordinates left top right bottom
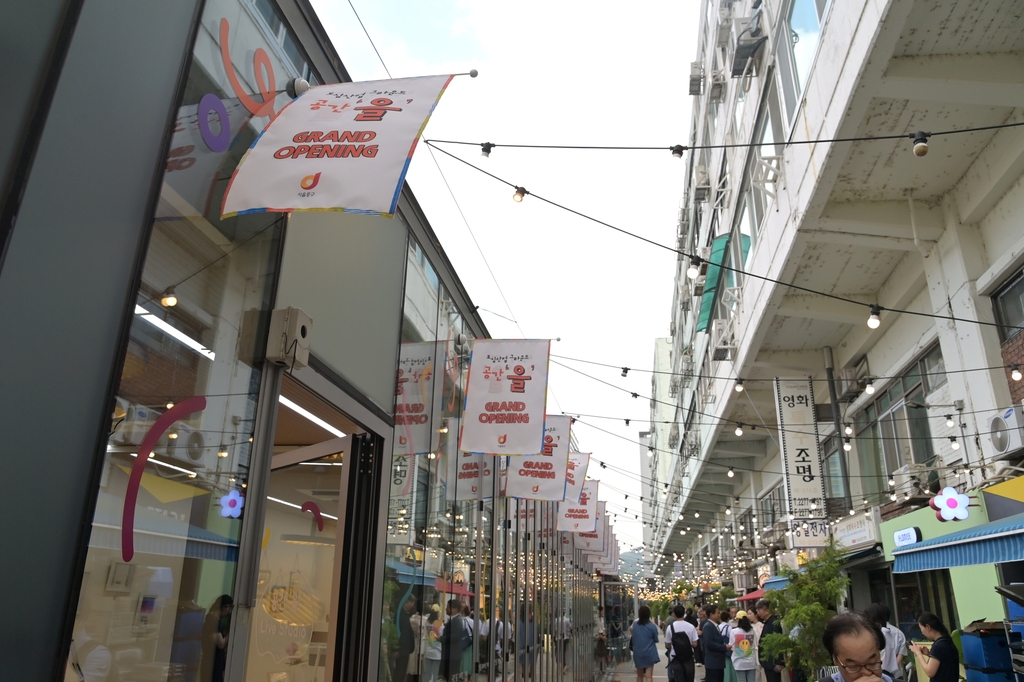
(731, 17, 768, 77)
(166, 423, 206, 463)
(980, 460, 1024, 484)
(113, 402, 158, 446)
(985, 405, 1024, 461)
(891, 464, 932, 502)
(708, 71, 727, 102)
(689, 62, 704, 96)
(712, 318, 735, 361)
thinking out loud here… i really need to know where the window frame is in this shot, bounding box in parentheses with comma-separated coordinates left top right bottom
(993, 267, 1024, 342)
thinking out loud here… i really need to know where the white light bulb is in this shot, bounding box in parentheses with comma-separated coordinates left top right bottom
(1012, 366, 1022, 381)
(867, 313, 880, 329)
(727, 468, 735, 478)
(735, 425, 744, 437)
(845, 423, 853, 435)
(946, 416, 955, 428)
(950, 437, 960, 450)
(843, 439, 852, 452)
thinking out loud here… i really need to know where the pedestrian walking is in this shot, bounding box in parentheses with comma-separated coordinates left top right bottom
(667, 604, 699, 682)
(632, 605, 662, 682)
(730, 611, 758, 682)
(865, 604, 907, 681)
(822, 612, 893, 682)
(910, 613, 958, 682)
(702, 605, 732, 682)
(754, 600, 783, 682)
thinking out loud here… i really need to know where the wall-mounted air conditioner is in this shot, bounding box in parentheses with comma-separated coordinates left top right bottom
(166, 422, 206, 463)
(731, 17, 768, 77)
(981, 459, 1024, 484)
(689, 62, 704, 96)
(113, 402, 158, 446)
(891, 464, 932, 503)
(708, 71, 727, 102)
(985, 405, 1024, 461)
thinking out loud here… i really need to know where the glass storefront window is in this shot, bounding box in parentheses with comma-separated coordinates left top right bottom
(67, 2, 318, 681)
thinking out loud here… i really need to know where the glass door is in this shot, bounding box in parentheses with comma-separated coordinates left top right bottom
(243, 376, 358, 682)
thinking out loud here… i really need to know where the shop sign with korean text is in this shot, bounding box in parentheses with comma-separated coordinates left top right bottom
(564, 452, 591, 503)
(222, 75, 453, 218)
(833, 508, 881, 551)
(774, 378, 828, 548)
(557, 480, 598, 532)
(505, 416, 571, 500)
(459, 339, 550, 455)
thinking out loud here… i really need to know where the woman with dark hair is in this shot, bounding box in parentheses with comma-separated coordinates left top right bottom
(910, 613, 958, 682)
(730, 611, 758, 682)
(632, 605, 661, 682)
(200, 594, 233, 682)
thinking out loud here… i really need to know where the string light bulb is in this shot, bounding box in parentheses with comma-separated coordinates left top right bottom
(1012, 364, 1022, 381)
(844, 422, 853, 435)
(843, 438, 852, 452)
(160, 286, 178, 307)
(867, 304, 882, 329)
(735, 379, 744, 392)
(727, 467, 735, 478)
(481, 142, 494, 157)
(888, 477, 895, 487)
(950, 436, 960, 450)
(686, 256, 701, 280)
(849, 509, 856, 516)
(735, 423, 744, 437)
(621, 367, 629, 377)
(865, 377, 876, 395)
(647, 447, 654, 457)
(512, 186, 528, 202)
(671, 144, 685, 158)
(912, 131, 930, 157)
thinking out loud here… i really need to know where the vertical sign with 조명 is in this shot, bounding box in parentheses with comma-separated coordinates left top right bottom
(505, 415, 571, 500)
(774, 378, 829, 548)
(557, 480, 598, 532)
(394, 342, 443, 456)
(563, 452, 591, 503)
(221, 75, 454, 218)
(459, 339, 550, 455)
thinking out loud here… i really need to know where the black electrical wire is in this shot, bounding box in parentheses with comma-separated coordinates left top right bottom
(424, 140, 1020, 334)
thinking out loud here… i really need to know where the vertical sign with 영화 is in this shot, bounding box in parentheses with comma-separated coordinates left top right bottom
(773, 378, 829, 548)
(505, 415, 571, 500)
(459, 339, 550, 455)
(557, 480, 598, 532)
(563, 452, 590, 503)
(222, 75, 454, 218)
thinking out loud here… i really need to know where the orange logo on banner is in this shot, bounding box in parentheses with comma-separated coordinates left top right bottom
(532, 485, 540, 493)
(498, 434, 507, 445)
(300, 172, 321, 189)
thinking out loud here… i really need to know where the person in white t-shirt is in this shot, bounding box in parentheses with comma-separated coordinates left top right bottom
(666, 604, 700, 682)
(865, 604, 907, 680)
(730, 611, 759, 682)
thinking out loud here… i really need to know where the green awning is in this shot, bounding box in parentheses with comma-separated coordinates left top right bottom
(696, 234, 731, 332)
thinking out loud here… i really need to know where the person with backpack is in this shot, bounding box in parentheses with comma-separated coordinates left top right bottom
(730, 611, 758, 682)
(667, 604, 699, 682)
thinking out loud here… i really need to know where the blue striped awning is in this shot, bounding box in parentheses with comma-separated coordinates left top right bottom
(892, 511, 1024, 573)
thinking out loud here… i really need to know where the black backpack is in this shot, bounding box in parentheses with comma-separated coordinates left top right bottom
(670, 622, 694, 662)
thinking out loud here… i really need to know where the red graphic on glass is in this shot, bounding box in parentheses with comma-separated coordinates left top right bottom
(121, 396, 207, 562)
(302, 501, 324, 531)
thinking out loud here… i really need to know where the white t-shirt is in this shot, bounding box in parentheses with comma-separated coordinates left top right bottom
(881, 623, 907, 675)
(561, 616, 572, 640)
(730, 627, 758, 671)
(665, 620, 699, 660)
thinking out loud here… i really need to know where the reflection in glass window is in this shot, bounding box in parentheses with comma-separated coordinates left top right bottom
(788, 0, 822, 95)
(994, 269, 1024, 341)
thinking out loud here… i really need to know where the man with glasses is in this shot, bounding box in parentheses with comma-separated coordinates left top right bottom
(821, 613, 894, 682)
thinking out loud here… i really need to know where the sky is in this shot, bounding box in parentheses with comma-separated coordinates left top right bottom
(309, 0, 701, 556)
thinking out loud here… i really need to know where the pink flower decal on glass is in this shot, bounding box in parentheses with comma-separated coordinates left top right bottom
(930, 486, 970, 522)
(220, 490, 245, 518)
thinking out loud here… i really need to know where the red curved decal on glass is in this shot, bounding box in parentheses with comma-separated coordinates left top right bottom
(219, 18, 276, 118)
(301, 501, 324, 531)
(121, 396, 207, 562)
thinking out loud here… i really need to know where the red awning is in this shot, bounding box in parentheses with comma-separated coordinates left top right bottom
(435, 578, 475, 597)
(736, 588, 764, 602)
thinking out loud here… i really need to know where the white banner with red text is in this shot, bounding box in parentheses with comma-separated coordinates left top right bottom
(222, 75, 453, 218)
(393, 341, 443, 456)
(505, 415, 571, 500)
(575, 501, 607, 552)
(563, 452, 590, 503)
(459, 339, 550, 455)
(557, 480, 598, 532)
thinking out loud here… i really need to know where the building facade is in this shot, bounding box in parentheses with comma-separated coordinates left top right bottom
(650, 0, 1024, 636)
(0, 1, 604, 681)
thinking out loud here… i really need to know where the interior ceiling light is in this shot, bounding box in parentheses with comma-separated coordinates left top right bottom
(481, 142, 494, 157)
(160, 286, 178, 307)
(867, 304, 882, 329)
(135, 305, 215, 361)
(512, 186, 528, 202)
(1012, 365, 1022, 381)
(911, 131, 930, 157)
(279, 395, 346, 437)
(686, 256, 701, 280)
(865, 377, 876, 395)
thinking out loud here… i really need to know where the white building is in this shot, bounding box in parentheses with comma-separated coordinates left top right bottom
(652, 0, 1024, 622)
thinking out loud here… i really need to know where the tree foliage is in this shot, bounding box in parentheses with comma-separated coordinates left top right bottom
(674, 580, 696, 597)
(712, 586, 739, 612)
(758, 543, 850, 680)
